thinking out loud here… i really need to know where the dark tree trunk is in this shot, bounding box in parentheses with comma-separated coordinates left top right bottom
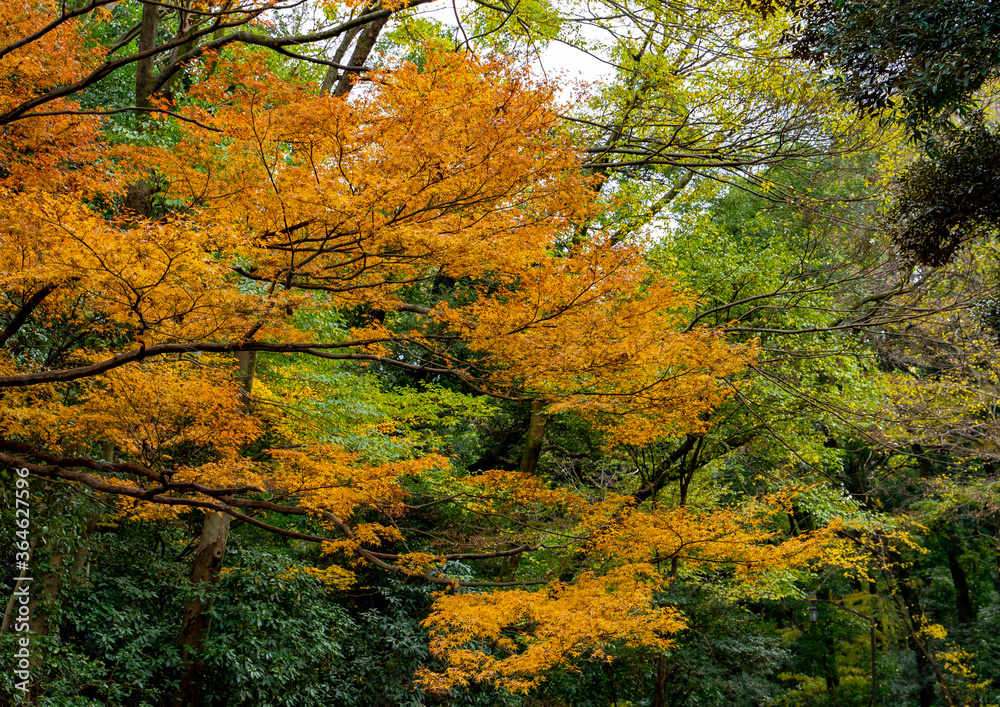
(653, 655, 667, 707)
(173, 511, 230, 707)
(134, 2, 159, 109)
(333, 15, 389, 97)
(944, 534, 974, 623)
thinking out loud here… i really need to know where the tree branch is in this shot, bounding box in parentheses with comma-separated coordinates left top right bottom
(0, 285, 58, 348)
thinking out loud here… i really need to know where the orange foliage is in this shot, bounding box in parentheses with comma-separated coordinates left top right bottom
(0, 0, 110, 193)
(154, 50, 751, 441)
(73, 359, 263, 462)
(414, 486, 848, 691)
(0, 187, 305, 348)
(436, 236, 752, 445)
(418, 565, 685, 693)
(1, 42, 750, 441)
(0, 10, 769, 694)
(268, 446, 447, 520)
(160, 50, 593, 302)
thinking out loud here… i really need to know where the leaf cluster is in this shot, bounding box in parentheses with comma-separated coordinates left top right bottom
(890, 123, 1000, 266)
(747, 0, 1000, 130)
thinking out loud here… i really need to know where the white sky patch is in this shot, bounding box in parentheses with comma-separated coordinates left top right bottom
(412, 0, 615, 98)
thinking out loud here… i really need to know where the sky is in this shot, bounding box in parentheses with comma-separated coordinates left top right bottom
(413, 0, 616, 93)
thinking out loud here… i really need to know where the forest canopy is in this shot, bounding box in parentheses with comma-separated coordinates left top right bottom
(1, 0, 999, 705)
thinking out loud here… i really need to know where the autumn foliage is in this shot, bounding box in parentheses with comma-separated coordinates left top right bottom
(0, 0, 885, 699)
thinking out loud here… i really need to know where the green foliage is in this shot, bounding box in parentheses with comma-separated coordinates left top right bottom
(380, 15, 457, 65)
(891, 122, 1000, 266)
(656, 159, 887, 476)
(652, 586, 791, 707)
(756, 0, 1000, 129)
(199, 548, 351, 707)
(313, 569, 523, 707)
(2, 519, 354, 707)
(466, 0, 564, 52)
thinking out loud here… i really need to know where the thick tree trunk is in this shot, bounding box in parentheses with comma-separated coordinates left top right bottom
(518, 400, 548, 476)
(134, 2, 159, 109)
(467, 418, 528, 473)
(69, 516, 99, 588)
(944, 534, 974, 623)
(235, 350, 257, 395)
(8, 504, 69, 705)
(157, 2, 197, 104)
(320, 24, 363, 95)
(125, 2, 163, 218)
(173, 511, 231, 707)
(333, 15, 388, 96)
(24, 548, 63, 703)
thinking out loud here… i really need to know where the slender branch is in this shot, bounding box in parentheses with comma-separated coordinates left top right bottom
(0, 285, 58, 348)
(17, 107, 223, 132)
(0, 0, 121, 62)
(0, 338, 394, 387)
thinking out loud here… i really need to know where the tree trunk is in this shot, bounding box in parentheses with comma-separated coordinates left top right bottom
(134, 2, 159, 109)
(7, 499, 69, 705)
(518, 400, 548, 476)
(157, 2, 197, 104)
(69, 516, 99, 588)
(24, 547, 63, 703)
(944, 534, 974, 623)
(235, 350, 257, 395)
(320, 24, 363, 95)
(172, 345, 251, 705)
(653, 655, 667, 707)
(173, 511, 231, 707)
(333, 15, 388, 96)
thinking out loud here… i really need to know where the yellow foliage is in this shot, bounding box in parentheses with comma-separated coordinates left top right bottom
(268, 447, 447, 520)
(417, 564, 684, 693)
(303, 564, 356, 591)
(584, 493, 837, 583)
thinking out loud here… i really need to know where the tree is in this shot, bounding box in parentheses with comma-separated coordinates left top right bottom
(749, 0, 1000, 130)
(889, 123, 1000, 266)
(747, 0, 1000, 267)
